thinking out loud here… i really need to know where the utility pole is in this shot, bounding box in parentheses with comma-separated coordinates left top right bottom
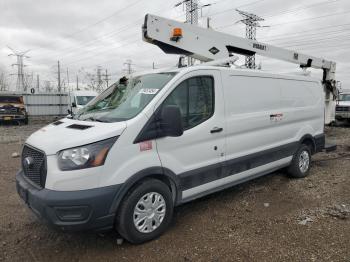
(66, 68, 70, 92)
(57, 61, 61, 92)
(8, 47, 30, 92)
(207, 17, 211, 29)
(57, 61, 62, 115)
(76, 75, 79, 90)
(103, 69, 111, 89)
(96, 66, 103, 92)
(236, 9, 267, 69)
(36, 74, 40, 92)
(124, 60, 133, 75)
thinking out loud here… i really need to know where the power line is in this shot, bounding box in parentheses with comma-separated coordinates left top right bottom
(209, 0, 267, 18)
(269, 10, 350, 27)
(65, 0, 144, 38)
(261, 24, 350, 41)
(33, 1, 182, 59)
(216, 9, 350, 30)
(65, 36, 139, 66)
(261, 0, 342, 20)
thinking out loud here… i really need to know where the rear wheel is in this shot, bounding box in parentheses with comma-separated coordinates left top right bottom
(116, 179, 173, 244)
(287, 144, 312, 178)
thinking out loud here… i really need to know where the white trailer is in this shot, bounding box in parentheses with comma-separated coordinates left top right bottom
(142, 14, 338, 124)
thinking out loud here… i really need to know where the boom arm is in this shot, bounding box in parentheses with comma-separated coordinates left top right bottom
(142, 14, 338, 124)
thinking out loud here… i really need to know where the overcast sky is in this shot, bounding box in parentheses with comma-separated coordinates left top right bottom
(1, 0, 349, 91)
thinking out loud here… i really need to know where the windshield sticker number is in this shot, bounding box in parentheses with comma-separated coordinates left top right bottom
(139, 88, 159, 95)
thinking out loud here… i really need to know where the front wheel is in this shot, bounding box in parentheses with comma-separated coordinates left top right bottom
(116, 179, 174, 244)
(287, 144, 312, 178)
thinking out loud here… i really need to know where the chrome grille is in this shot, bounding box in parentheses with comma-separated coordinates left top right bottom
(22, 145, 47, 188)
(336, 106, 350, 112)
(0, 107, 20, 115)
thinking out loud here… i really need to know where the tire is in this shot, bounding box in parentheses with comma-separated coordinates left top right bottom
(116, 179, 174, 244)
(24, 116, 29, 125)
(287, 144, 312, 178)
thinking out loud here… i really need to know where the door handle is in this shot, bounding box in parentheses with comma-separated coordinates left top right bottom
(210, 127, 223, 134)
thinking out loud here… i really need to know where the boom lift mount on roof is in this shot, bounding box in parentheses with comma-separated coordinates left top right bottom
(142, 14, 338, 125)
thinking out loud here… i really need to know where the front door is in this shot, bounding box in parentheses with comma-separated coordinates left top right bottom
(155, 70, 226, 201)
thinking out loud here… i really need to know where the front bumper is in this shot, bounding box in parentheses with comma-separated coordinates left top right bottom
(0, 114, 26, 121)
(16, 170, 122, 232)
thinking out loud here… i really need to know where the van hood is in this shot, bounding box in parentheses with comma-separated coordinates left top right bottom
(26, 118, 127, 155)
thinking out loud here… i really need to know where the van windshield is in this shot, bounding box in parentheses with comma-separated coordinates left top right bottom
(74, 72, 176, 122)
(339, 94, 350, 101)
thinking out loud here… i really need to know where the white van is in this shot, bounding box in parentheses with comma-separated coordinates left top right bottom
(336, 92, 350, 122)
(16, 66, 326, 243)
(69, 90, 98, 115)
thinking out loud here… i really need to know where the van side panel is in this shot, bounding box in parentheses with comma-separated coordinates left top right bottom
(279, 80, 324, 143)
(223, 73, 287, 163)
(221, 71, 323, 178)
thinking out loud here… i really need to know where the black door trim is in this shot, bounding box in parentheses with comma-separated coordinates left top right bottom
(179, 141, 299, 191)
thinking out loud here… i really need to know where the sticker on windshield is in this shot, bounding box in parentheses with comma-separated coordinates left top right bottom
(139, 88, 159, 95)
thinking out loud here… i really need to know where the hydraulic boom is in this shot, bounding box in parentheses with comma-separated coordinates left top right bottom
(142, 14, 338, 124)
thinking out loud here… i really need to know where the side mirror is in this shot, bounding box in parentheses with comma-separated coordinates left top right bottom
(160, 105, 183, 137)
(72, 102, 77, 108)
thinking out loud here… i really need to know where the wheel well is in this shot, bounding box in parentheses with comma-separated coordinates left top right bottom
(145, 174, 178, 204)
(301, 137, 316, 154)
(114, 173, 178, 216)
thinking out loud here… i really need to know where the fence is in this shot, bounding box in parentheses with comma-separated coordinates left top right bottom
(0, 91, 69, 116)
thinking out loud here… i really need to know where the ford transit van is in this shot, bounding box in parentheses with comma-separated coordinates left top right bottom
(16, 66, 326, 243)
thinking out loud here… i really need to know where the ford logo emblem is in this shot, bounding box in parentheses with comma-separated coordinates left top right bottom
(23, 156, 34, 169)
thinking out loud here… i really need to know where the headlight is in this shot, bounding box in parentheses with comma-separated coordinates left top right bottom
(58, 136, 118, 171)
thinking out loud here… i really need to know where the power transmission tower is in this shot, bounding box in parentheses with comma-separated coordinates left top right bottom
(175, 0, 212, 66)
(236, 9, 266, 69)
(8, 47, 30, 92)
(123, 60, 134, 75)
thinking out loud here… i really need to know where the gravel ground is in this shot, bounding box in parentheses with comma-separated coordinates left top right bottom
(0, 121, 349, 262)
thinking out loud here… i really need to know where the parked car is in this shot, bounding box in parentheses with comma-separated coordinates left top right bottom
(0, 94, 28, 124)
(16, 66, 326, 244)
(335, 92, 350, 122)
(68, 90, 98, 115)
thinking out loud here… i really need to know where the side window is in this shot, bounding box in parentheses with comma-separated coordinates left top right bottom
(163, 76, 214, 130)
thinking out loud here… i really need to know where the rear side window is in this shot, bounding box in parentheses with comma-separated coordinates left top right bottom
(163, 76, 214, 130)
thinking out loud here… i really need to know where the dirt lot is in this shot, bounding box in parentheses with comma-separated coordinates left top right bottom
(0, 121, 349, 262)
